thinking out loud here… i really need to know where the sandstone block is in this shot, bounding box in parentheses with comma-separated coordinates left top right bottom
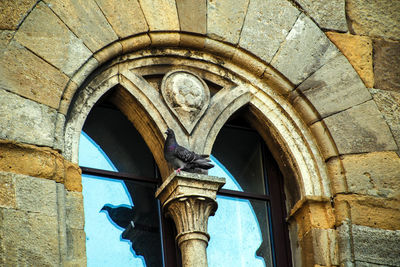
(95, 0, 148, 38)
(334, 194, 400, 230)
(370, 88, 400, 149)
(45, 0, 118, 52)
(0, 172, 16, 209)
(341, 152, 400, 199)
(346, 0, 400, 40)
(309, 121, 338, 160)
(14, 2, 92, 77)
(239, 0, 299, 63)
(295, 0, 347, 32)
(207, 0, 248, 44)
(138, 0, 180, 31)
(323, 100, 398, 154)
(66, 191, 84, 229)
(299, 228, 338, 266)
(271, 13, 339, 85)
(373, 39, 400, 92)
(0, 0, 37, 30)
(0, 39, 68, 109)
(326, 32, 374, 88)
(15, 174, 57, 216)
(298, 54, 371, 118)
(351, 225, 400, 266)
(176, 0, 206, 34)
(0, 209, 60, 266)
(0, 89, 57, 147)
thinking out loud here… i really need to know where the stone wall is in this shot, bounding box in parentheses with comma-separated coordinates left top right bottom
(0, 0, 399, 266)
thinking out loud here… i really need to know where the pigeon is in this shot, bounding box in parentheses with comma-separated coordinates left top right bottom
(164, 128, 214, 174)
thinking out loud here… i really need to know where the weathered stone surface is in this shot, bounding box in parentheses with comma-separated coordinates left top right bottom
(370, 88, 400, 149)
(0, 30, 14, 48)
(45, 0, 118, 52)
(65, 191, 84, 229)
(298, 54, 371, 118)
(95, 0, 148, 38)
(0, 0, 37, 30)
(0, 39, 68, 109)
(334, 194, 400, 230)
(66, 229, 86, 263)
(299, 228, 338, 266)
(326, 32, 374, 88)
(346, 0, 400, 40)
(373, 39, 400, 92)
(138, 0, 179, 31)
(341, 152, 400, 199)
(0, 172, 16, 209)
(295, 0, 347, 32)
(290, 199, 335, 239)
(176, 0, 206, 34)
(14, 2, 92, 77)
(271, 13, 339, 85)
(0, 89, 57, 147)
(0, 140, 82, 191)
(239, 0, 300, 63)
(0, 208, 60, 266)
(207, 0, 249, 44)
(352, 225, 400, 266)
(324, 100, 398, 154)
(15, 174, 57, 216)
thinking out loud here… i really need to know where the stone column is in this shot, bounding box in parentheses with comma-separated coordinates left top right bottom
(156, 172, 226, 267)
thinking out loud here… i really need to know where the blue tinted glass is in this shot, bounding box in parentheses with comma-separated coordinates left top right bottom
(79, 132, 162, 267)
(207, 158, 273, 267)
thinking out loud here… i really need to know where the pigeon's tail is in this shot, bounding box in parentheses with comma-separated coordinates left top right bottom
(193, 158, 214, 169)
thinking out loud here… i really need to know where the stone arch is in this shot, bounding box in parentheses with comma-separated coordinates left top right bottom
(64, 39, 331, 199)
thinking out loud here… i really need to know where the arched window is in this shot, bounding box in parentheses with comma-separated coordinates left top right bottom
(79, 94, 292, 266)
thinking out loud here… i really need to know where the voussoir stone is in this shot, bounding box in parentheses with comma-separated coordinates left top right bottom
(239, 0, 300, 63)
(0, 89, 57, 147)
(207, 0, 249, 44)
(0, 0, 37, 30)
(0, 39, 68, 109)
(297, 54, 371, 118)
(373, 39, 400, 92)
(95, 0, 148, 38)
(271, 13, 339, 85)
(176, 0, 206, 34)
(295, 0, 348, 32)
(370, 88, 400, 149)
(324, 100, 398, 154)
(346, 0, 400, 40)
(139, 0, 180, 31)
(45, 0, 118, 52)
(14, 2, 92, 77)
(326, 32, 374, 88)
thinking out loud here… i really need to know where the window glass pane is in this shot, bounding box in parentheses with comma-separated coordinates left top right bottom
(79, 132, 163, 267)
(208, 196, 273, 267)
(207, 158, 274, 267)
(212, 126, 266, 194)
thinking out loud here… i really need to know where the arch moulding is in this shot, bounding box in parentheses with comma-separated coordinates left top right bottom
(64, 33, 337, 266)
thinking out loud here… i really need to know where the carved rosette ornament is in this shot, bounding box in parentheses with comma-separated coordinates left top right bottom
(161, 70, 210, 134)
(156, 172, 226, 267)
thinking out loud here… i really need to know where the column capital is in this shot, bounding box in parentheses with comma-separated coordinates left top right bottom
(155, 172, 225, 267)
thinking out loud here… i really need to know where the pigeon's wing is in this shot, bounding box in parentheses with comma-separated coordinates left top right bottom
(174, 145, 196, 163)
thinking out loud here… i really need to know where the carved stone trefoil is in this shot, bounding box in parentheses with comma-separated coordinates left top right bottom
(161, 70, 210, 134)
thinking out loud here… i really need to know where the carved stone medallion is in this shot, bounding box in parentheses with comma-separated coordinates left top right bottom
(161, 70, 210, 134)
